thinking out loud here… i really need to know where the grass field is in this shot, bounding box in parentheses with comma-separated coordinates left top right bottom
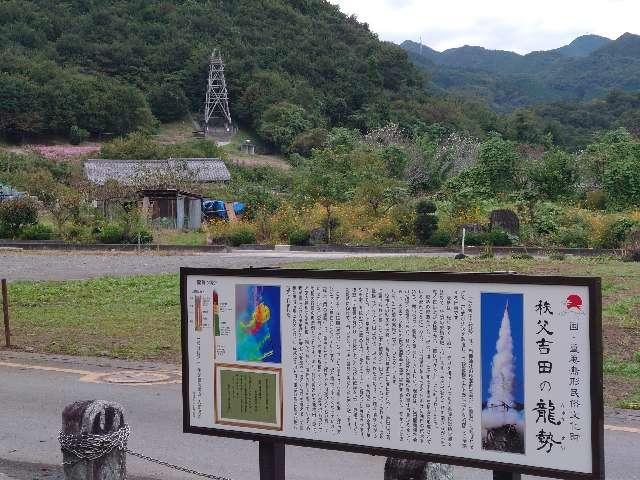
(152, 229, 207, 246)
(6, 275, 180, 360)
(3, 255, 640, 408)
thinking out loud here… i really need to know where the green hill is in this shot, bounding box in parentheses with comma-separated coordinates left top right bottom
(1, 0, 444, 146)
(402, 33, 640, 111)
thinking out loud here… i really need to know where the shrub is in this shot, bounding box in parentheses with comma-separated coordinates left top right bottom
(548, 252, 566, 261)
(585, 190, 606, 210)
(287, 228, 310, 246)
(624, 249, 640, 262)
(486, 229, 513, 246)
(554, 225, 589, 248)
(100, 134, 227, 161)
(428, 230, 451, 247)
(415, 199, 438, 244)
(598, 218, 638, 249)
(226, 224, 257, 246)
(511, 253, 534, 260)
(533, 202, 562, 236)
(69, 125, 89, 145)
(624, 228, 640, 251)
(127, 227, 153, 244)
(19, 223, 54, 240)
(60, 224, 95, 243)
(373, 220, 401, 244)
(464, 231, 486, 246)
(0, 197, 38, 238)
(97, 224, 125, 244)
(478, 244, 494, 258)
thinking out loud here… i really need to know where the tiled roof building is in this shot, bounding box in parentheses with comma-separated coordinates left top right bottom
(84, 158, 231, 185)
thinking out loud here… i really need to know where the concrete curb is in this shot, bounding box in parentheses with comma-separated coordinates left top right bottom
(0, 240, 623, 257)
(0, 241, 230, 253)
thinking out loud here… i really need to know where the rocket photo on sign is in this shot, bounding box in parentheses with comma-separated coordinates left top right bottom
(481, 292, 525, 454)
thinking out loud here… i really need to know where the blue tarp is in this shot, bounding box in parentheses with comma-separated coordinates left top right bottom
(202, 200, 246, 219)
(0, 183, 25, 201)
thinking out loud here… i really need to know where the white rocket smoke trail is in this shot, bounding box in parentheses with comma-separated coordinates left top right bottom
(488, 303, 515, 411)
(482, 302, 524, 436)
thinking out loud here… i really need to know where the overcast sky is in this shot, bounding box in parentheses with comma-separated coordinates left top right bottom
(332, 0, 639, 54)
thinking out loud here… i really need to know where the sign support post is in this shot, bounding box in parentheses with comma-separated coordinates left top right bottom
(259, 440, 285, 480)
(493, 471, 521, 480)
(2, 279, 10, 348)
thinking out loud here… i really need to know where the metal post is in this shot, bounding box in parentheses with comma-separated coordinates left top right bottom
(461, 227, 466, 256)
(493, 471, 521, 480)
(259, 440, 285, 480)
(2, 279, 10, 348)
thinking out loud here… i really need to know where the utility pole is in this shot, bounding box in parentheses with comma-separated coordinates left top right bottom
(204, 49, 232, 135)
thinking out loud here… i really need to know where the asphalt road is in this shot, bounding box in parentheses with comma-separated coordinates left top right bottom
(0, 250, 453, 282)
(0, 352, 639, 480)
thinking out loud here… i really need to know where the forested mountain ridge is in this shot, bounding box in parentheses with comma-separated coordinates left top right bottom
(402, 33, 640, 111)
(5, 0, 487, 146)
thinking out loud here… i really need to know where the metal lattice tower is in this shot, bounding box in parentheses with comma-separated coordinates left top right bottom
(204, 49, 232, 132)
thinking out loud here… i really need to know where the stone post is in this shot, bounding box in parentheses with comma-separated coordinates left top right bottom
(61, 400, 126, 480)
(384, 458, 454, 480)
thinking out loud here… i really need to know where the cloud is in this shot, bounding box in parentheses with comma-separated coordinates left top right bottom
(331, 0, 640, 53)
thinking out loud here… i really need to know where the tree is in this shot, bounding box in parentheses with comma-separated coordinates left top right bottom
(0, 197, 37, 237)
(582, 128, 634, 189)
(377, 145, 409, 179)
(407, 133, 477, 193)
(414, 199, 438, 244)
(477, 133, 520, 193)
(148, 83, 189, 123)
(600, 133, 640, 209)
(290, 128, 328, 157)
(258, 102, 313, 153)
(294, 149, 356, 243)
(528, 149, 579, 200)
(352, 150, 407, 215)
(0, 74, 43, 141)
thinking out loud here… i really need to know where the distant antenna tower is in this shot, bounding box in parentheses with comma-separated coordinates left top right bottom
(204, 49, 232, 133)
(419, 36, 423, 55)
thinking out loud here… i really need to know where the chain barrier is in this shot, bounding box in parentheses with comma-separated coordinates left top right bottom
(58, 424, 231, 480)
(58, 426, 130, 464)
(126, 448, 231, 480)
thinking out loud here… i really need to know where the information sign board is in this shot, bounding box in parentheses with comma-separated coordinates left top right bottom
(181, 268, 603, 479)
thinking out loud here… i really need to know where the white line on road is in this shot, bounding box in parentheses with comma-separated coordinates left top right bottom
(605, 424, 640, 434)
(0, 361, 180, 385)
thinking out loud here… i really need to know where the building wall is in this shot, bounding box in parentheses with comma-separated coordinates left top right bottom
(176, 196, 185, 230)
(189, 198, 202, 229)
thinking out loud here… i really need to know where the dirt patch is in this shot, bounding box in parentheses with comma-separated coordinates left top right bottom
(229, 154, 291, 170)
(604, 374, 640, 407)
(603, 324, 640, 362)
